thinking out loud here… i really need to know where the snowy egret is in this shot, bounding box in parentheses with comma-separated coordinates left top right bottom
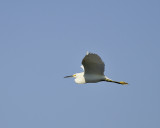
(64, 52, 128, 85)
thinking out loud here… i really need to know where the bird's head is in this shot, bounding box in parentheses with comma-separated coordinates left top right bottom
(64, 73, 85, 84)
(64, 72, 84, 79)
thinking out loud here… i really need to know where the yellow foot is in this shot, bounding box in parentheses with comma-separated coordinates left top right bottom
(119, 81, 128, 85)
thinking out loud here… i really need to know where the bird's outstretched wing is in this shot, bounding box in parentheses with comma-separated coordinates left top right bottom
(82, 53, 105, 75)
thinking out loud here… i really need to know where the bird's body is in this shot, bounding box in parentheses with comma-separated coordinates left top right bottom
(65, 52, 128, 85)
(74, 72, 106, 84)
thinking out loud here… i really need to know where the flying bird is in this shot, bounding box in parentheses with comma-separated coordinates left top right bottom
(64, 52, 128, 85)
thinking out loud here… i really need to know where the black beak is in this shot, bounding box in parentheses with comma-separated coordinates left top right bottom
(64, 75, 73, 78)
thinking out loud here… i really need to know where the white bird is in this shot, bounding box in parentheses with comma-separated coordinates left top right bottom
(64, 52, 128, 85)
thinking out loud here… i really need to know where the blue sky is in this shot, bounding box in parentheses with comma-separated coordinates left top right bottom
(0, 0, 160, 128)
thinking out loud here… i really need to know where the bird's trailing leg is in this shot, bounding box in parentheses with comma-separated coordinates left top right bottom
(105, 79, 128, 85)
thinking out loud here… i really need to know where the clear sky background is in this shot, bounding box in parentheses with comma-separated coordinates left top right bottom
(0, 0, 160, 128)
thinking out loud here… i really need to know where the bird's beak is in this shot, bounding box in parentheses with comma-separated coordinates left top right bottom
(64, 75, 74, 78)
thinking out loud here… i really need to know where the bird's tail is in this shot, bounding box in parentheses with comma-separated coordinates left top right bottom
(105, 79, 128, 85)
